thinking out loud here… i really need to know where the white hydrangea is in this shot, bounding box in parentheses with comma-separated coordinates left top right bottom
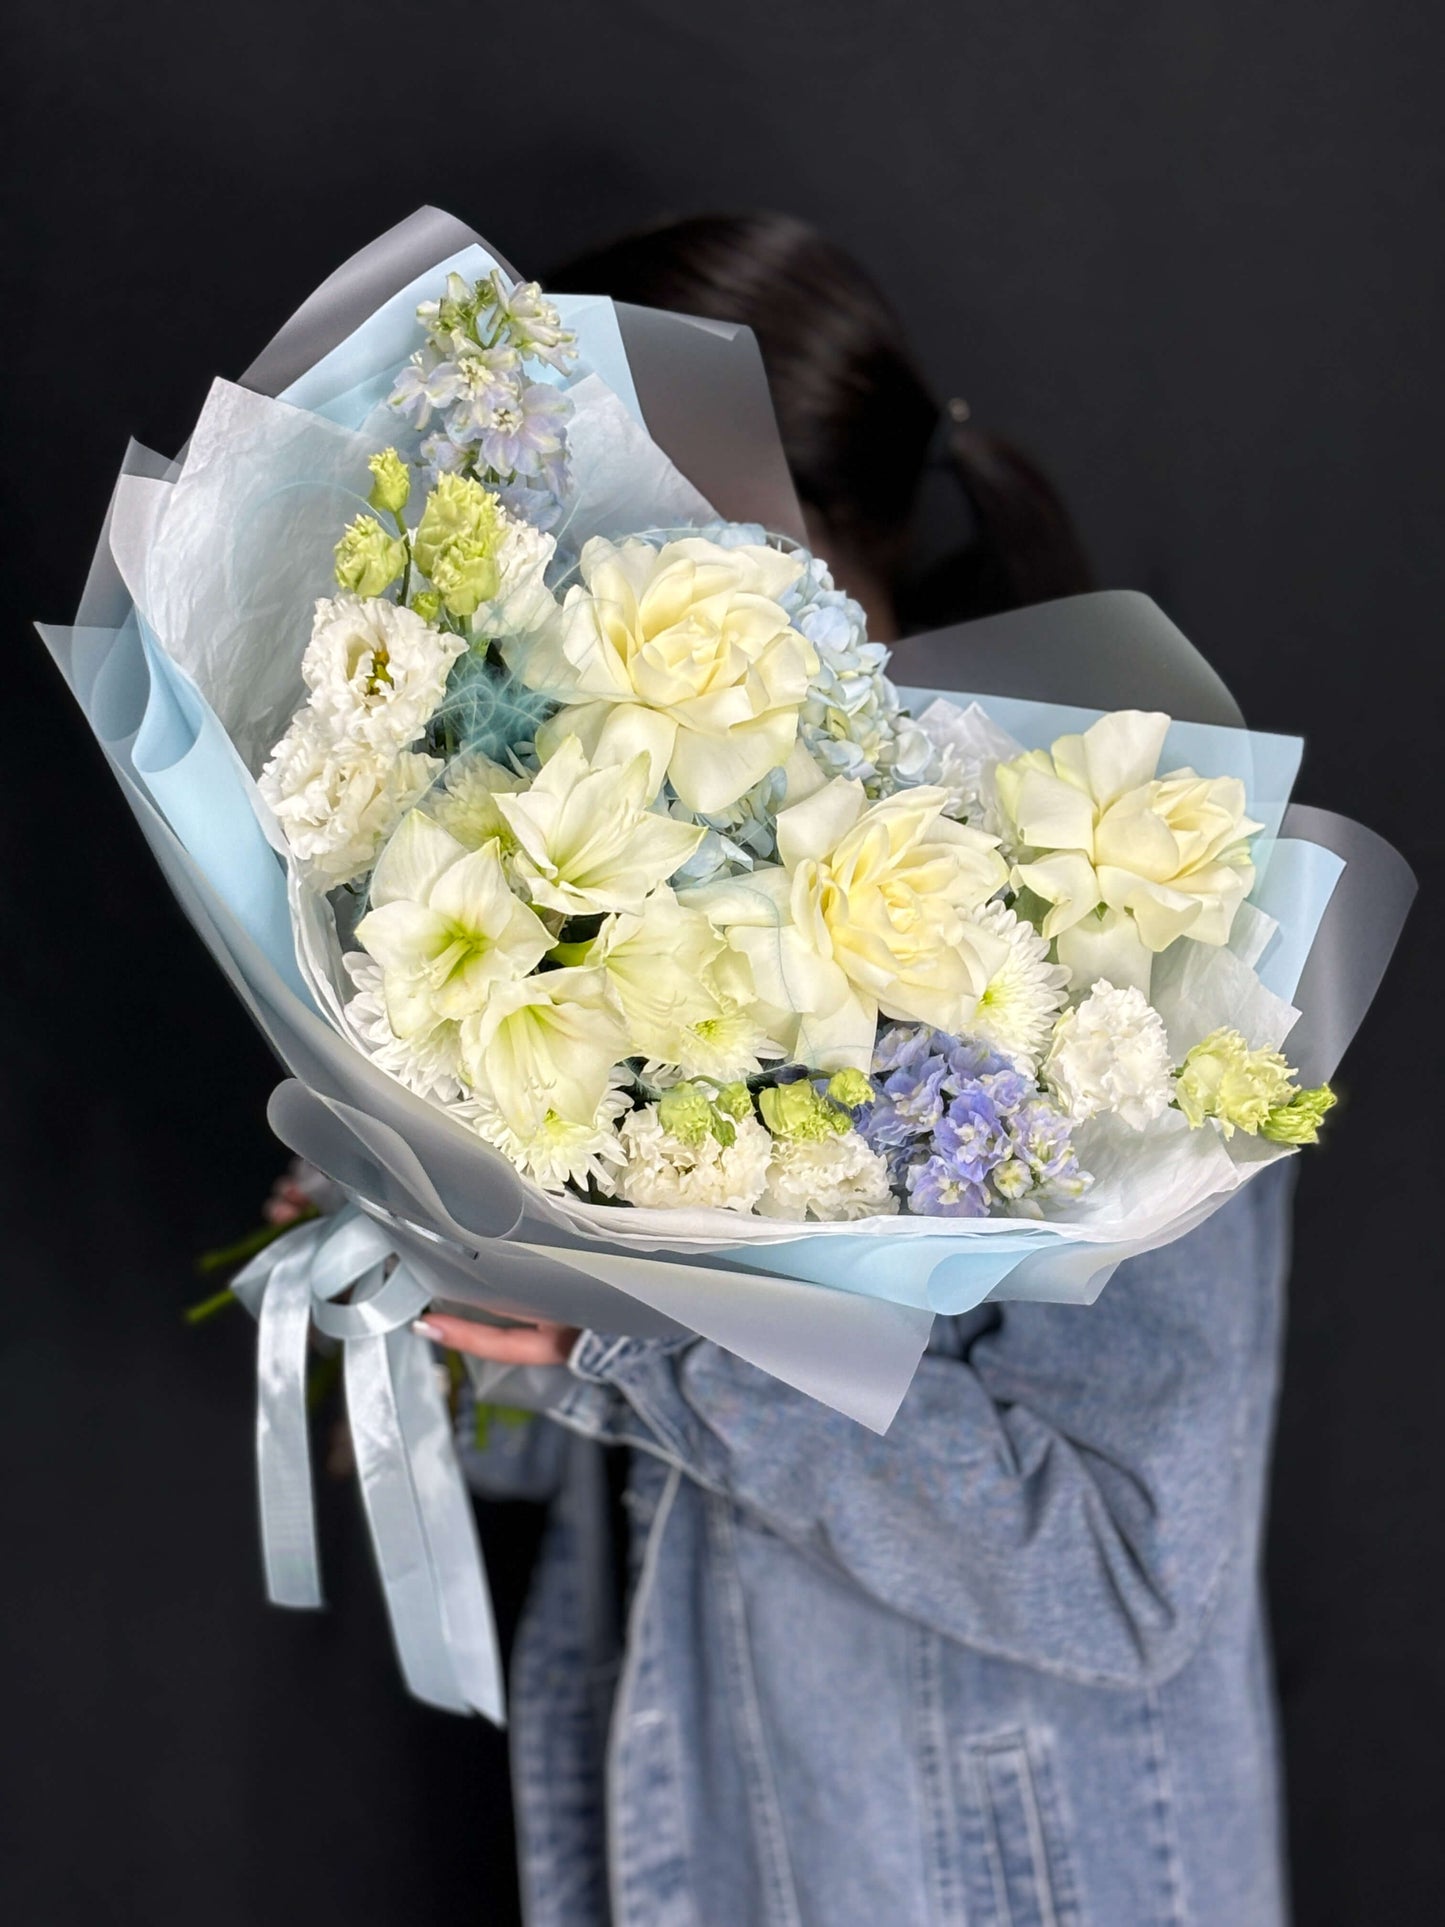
(259, 712, 440, 888)
(1042, 979, 1176, 1131)
(966, 898, 1071, 1073)
(341, 953, 463, 1101)
(302, 595, 466, 753)
(451, 1079, 632, 1194)
(759, 1131, 898, 1222)
(617, 1105, 773, 1214)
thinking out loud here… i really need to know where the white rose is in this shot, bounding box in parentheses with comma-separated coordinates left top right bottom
(302, 594, 465, 753)
(684, 777, 1009, 1071)
(996, 710, 1262, 991)
(514, 535, 818, 814)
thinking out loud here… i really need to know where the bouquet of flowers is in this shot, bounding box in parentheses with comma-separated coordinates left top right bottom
(38, 209, 1412, 1716)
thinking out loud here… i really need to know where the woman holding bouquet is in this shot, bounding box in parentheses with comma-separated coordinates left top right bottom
(413, 217, 1294, 1927)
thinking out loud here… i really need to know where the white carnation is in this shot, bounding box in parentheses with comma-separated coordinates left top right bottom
(260, 712, 439, 887)
(759, 1132, 897, 1223)
(617, 1106, 772, 1214)
(1042, 979, 1175, 1131)
(451, 1079, 631, 1194)
(341, 953, 464, 1102)
(489, 513, 558, 638)
(302, 595, 465, 753)
(966, 899, 1071, 1073)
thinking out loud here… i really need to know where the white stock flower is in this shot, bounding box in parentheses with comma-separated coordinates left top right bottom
(451, 1078, 631, 1193)
(617, 1105, 773, 1214)
(301, 595, 465, 752)
(495, 735, 704, 916)
(260, 711, 439, 888)
(458, 967, 629, 1135)
(759, 1131, 897, 1222)
(1042, 979, 1176, 1131)
(354, 812, 552, 1039)
(516, 535, 818, 814)
(341, 953, 463, 1101)
(685, 778, 1009, 1071)
(996, 710, 1262, 992)
(966, 899, 1071, 1073)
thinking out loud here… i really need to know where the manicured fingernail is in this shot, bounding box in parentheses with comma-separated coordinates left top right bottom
(411, 1318, 445, 1342)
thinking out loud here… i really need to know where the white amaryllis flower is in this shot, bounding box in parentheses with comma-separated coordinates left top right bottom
(354, 812, 551, 1039)
(495, 735, 704, 916)
(1042, 979, 1175, 1131)
(341, 953, 463, 1102)
(996, 710, 1262, 993)
(576, 887, 725, 1057)
(260, 711, 439, 887)
(617, 1105, 773, 1214)
(458, 967, 629, 1135)
(684, 778, 1009, 1071)
(965, 898, 1071, 1073)
(301, 595, 465, 752)
(450, 1078, 631, 1193)
(759, 1132, 897, 1222)
(515, 535, 818, 814)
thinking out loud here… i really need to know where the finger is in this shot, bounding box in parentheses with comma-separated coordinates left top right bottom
(412, 1314, 574, 1366)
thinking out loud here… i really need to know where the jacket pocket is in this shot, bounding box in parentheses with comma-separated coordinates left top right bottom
(962, 1729, 1083, 1927)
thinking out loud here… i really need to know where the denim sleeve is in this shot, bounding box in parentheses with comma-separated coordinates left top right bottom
(553, 1164, 1294, 1687)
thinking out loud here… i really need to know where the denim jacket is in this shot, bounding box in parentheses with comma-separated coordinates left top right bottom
(463, 1162, 1294, 1927)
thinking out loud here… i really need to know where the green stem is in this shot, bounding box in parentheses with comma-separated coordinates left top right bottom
(196, 1207, 318, 1276)
(183, 1284, 239, 1326)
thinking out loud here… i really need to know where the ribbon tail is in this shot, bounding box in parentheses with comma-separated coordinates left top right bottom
(252, 1243, 324, 1609)
(392, 1328, 506, 1724)
(344, 1331, 471, 1714)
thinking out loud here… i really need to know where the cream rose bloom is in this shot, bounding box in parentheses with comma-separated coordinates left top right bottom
(513, 535, 818, 814)
(684, 777, 1009, 1070)
(996, 710, 1261, 992)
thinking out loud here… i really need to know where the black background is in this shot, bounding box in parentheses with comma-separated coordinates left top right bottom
(3, 4, 1441, 1922)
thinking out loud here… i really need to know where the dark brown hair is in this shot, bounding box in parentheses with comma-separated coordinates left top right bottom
(548, 212, 1094, 630)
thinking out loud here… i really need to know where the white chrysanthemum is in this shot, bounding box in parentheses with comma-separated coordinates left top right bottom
(966, 899, 1071, 1073)
(341, 954, 464, 1102)
(1042, 979, 1175, 1131)
(428, 752, 528, 850)
(302, 595, 466, 752)
(260, 711, 440, 887)
(759, 1132, 898, 1223)
(451, 1078, 631, 1193)
(617, 1106, 772, 1213)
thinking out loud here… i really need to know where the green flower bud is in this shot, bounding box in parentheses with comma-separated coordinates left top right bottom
(658, 1081, 715, 1148)
(334, 514, 406, 597)
(410, 589, 442, 623)
(826, 1068, 875, 1112)
(1260, 1084, 1337, 1146)
(760, 1080, 852, 1142)
(1175, 1027, 1298, 1138)
(413, 473, 504, 618)
(367, 446, 411, 516)
(714, 1081, 755, 1122)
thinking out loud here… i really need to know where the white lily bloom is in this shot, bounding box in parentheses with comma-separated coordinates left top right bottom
(515, 535, 818, 814)
(354, 812, 551, 1040)
(996, 710, 1262, 991)
(684, 778, 1010, 1071)
(578, 887, 725, 1058)
(458, 966, 629, 1135)
(495, 735, 704, 916)
(301, 595, 465, 753)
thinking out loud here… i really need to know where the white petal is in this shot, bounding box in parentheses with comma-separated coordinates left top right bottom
(368, 809, 467, 909)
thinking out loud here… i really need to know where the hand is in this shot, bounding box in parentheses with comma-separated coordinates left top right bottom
(413, 1312, 579, 1367)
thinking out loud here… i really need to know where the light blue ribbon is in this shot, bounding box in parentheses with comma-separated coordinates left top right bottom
(232, 1206, 504, 1721)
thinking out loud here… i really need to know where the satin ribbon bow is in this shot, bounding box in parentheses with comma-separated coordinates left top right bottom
(231, 1205, 504, 1721)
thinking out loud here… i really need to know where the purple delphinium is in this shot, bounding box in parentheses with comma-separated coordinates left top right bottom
(861, 1022, 1091, 1219)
